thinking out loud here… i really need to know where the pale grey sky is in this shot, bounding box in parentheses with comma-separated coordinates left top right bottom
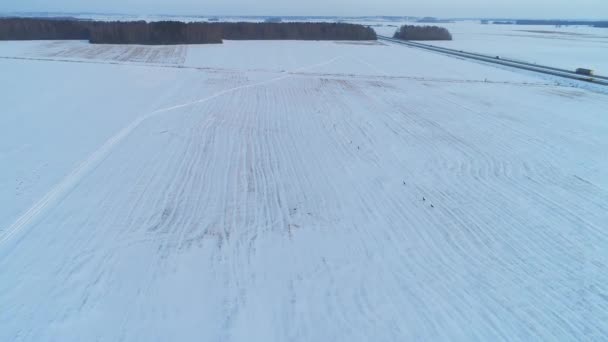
(1, 0, 607, 19)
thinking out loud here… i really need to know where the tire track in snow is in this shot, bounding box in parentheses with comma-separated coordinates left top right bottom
(3, 49, 608, 340)
(290, 73, 608, 339)
(0, 56, 343, 248)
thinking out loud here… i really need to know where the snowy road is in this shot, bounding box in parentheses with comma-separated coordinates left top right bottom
(1, 40, 608, 341)
(378, 35, 608, 86)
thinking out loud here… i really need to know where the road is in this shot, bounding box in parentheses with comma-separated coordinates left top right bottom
(378, 35, 608, 86)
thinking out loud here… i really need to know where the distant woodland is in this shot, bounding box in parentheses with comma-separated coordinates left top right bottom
(515, 20, 608, 27)
(89, 21, 223, 44)
(393, 25, 453, 41)
(0, 18, 90, 40)
(216, 22, 376, 40)
(0, 18, 377, 44)
(416, 17, 454, 24)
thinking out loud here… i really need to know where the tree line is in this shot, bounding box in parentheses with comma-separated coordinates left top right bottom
(393, 25, 452, 41)
(216, 22, 376, 40)
(88, 21, 223, 44)
(515, 20, 608, 27)
(0, 18, 377, 44)
(0, 18, 90, 40)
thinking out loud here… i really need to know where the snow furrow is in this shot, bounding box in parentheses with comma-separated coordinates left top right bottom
(1, 41, 607, 341)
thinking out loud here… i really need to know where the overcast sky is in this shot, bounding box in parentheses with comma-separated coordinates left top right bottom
(2, 0, 607, 19)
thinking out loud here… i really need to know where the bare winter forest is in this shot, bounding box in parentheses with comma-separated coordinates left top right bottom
(393, 25, 452, 40)
(0, 18, 377, 44)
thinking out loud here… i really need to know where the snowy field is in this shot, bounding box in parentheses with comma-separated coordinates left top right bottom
(1, 39, 608, 341)
(5, 12, 607, 72)
(370, 20, 608, 74)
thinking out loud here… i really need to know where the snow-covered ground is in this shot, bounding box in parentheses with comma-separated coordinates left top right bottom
(4, 12, 606, 72)
(370, 20, 608, 74)
(1, 39, 608, 341)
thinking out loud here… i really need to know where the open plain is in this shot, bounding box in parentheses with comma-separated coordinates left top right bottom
(1, 39, 608, 341)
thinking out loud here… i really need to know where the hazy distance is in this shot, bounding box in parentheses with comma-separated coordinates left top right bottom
(1, 0, 607, 19)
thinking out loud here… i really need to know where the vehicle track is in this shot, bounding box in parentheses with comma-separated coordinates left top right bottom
(2, 42, 608, 341)
(0, 56, 343, 248)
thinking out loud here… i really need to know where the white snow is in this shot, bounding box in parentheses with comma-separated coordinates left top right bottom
(371, 20, 608, 74)
(1, 39, 608, 341)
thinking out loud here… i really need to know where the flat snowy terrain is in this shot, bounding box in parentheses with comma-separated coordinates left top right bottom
(1, 39, 608, 341)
